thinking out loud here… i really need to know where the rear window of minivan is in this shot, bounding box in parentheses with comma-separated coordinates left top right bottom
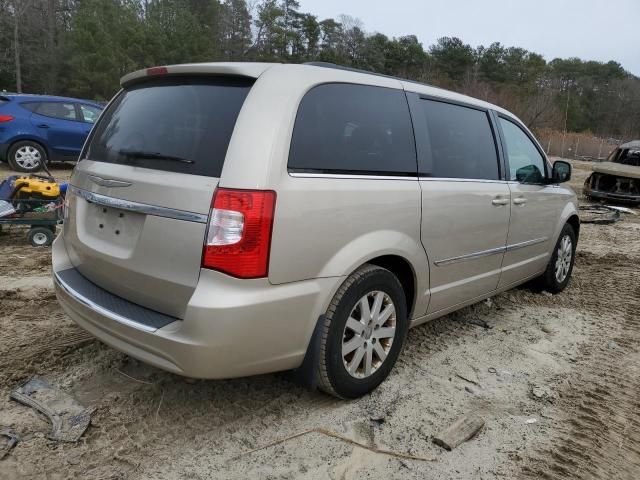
(84, 76, 253, 177)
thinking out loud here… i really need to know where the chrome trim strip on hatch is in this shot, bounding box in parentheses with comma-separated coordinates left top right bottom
(68, 185, 208, 223)
(54, 271, 157, 333)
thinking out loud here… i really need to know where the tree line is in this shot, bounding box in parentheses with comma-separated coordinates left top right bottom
(1, 0, 639, 139)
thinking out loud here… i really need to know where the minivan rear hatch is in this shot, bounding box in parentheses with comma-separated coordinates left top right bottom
(63, 75, 254, 319)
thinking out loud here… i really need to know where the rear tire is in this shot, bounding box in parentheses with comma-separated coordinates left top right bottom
(317, 264, 408, 399)
(538, 224, 576, 293)
(8, 141, 47, 173)
(28, 226, 54, 247)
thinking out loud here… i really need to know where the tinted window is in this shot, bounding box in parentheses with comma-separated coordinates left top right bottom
(289, 84, 416, 175)
(499, 117, 546, 183)
(37, 102, 77, 121)
(416, 100, 499, 180)
(80, 104, 102, 124)
(21, 102, 39, 112)
(85, 76, 253, 177)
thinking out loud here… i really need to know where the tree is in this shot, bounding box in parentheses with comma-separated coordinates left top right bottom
(0, 0, 638, 139)
(429, 36, 474, 86)
(221, 0, 252, 59)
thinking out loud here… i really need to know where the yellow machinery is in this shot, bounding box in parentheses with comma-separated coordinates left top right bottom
(12, 176, 61, 200)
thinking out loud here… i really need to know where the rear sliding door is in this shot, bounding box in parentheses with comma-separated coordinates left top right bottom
(407, 94, 510, 314)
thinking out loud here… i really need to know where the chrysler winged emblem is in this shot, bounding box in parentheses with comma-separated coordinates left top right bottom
(88, 175, 132, 188)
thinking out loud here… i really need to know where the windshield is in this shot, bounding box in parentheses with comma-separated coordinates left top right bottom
(615, 148, 640, 167)
(84, 76, 254, 177)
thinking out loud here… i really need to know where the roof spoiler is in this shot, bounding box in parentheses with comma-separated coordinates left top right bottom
(120, 63, 275, 88)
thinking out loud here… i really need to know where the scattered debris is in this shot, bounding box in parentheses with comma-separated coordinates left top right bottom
(529, 384, 556, 403)
(607, 340, 620, 350)
(233, 427, 437, 462)
(541, 291, 553, 297)
(466, 317, 492, 329)
(579, 205, 621, 224)
(487, 367, 497, 374)
(484, 298, 493, 308)
(525, 418, 538, 424)
(433, 414, 485, 451)
(369, 416, 386, 426)
(10, 378, 92, 442)
(604, 205, 637, 215)
(464, 386, 477, 395)
(540, 325, 553, 334)
(457, 373, 480, 386)
(0, 427, 20, 460)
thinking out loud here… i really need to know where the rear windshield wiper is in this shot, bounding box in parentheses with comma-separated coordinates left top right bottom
(118, 149, 195, 165)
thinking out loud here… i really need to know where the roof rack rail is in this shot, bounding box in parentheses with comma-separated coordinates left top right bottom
(303, 61, 438, 89)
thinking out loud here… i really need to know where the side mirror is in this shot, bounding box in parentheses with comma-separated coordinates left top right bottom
(552, 161, 572, 183)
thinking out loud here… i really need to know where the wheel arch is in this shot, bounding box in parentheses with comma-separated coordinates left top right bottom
(566, 214, 580, 242)
(365, 255, 417, 319)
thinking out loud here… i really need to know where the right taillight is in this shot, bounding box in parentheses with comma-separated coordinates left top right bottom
(202, 188, 276, 279)
(0, 115, 14, 122)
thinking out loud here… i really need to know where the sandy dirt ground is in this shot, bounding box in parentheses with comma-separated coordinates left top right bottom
(0, 160, 638, 480)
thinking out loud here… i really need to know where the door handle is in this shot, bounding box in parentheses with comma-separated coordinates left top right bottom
(492, 196, 509, 206)
(37, 124, 50, 129)
(513, 197, 527, 205)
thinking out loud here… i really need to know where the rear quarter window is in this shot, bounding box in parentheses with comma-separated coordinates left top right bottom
(85, 76, 254, 177)
(415, 99, 500, 180)
(20, 102, 40, 112)
(288, 83, 417, 176)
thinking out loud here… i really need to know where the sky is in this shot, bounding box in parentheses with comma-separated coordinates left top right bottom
(297, 0, 640, 76)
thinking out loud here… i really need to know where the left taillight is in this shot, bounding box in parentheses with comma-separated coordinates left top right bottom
(202, 188, 276, 279)
(0, 115, 14, 123)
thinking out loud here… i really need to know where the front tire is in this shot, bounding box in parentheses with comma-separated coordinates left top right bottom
(8, 141, 47, 173)
(317, 264, 408, 399)
(539, 224, 576, 293)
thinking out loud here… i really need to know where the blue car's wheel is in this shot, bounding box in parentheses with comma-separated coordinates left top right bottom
(8, 141, 47, 173)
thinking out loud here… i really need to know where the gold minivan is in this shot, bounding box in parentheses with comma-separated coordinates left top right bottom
(53, 62, 579, 398)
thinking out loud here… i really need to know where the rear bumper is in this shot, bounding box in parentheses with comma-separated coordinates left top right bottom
(52, 234, 339, 379)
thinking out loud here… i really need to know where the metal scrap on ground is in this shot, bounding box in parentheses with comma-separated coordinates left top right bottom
(10, 378, 92, 442)
(0, 427, 20, 460)
(579, 205, 622, 224)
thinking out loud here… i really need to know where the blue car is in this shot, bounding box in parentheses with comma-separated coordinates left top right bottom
(0, 94, 103, 172)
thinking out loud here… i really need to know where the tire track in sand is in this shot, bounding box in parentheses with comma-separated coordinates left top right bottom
(523, 252, 640, 480)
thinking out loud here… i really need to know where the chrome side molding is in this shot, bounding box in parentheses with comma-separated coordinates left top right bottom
(435, 237, 548, 266)
(434, 245, 505, 266)
(506, 237, 548, 252)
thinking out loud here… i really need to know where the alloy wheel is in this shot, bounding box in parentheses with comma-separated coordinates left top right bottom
(341, 291, 396, 379)
(555, 234, 572, 283)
